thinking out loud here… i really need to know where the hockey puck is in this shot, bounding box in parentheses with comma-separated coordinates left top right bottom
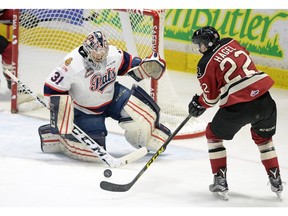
(104, 169, 112, 178)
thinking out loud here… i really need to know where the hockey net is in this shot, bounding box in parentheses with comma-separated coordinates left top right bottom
(11, 9, 206, 139)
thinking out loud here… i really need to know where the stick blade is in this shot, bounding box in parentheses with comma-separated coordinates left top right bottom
(121, 147, 148, 164)
(109, 147, 148, 168)
(100, 181, 134, 192)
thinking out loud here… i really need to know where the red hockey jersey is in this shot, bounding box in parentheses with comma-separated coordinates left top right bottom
(196, 38, 274, 108)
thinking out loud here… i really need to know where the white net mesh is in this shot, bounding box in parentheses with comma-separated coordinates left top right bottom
(15, 9, 206, 138)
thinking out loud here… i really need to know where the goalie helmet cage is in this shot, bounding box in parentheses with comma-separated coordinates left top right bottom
(11, 9, 206, 139)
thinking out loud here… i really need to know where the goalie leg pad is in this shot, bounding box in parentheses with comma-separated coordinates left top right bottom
(123, 123, 170, 152)
(50, 95, 74, 135)
(124, 84, 160, 121)
(119, 85, 170, 152)
(39, 124, 103, 162)
(148, 123, 171, 151)
(59, 135, 101, 163)
(38, 124, 61, 153)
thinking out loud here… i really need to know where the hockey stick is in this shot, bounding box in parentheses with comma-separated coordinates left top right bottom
(4, 69, 148, 168)
(100, 113, 194, 192)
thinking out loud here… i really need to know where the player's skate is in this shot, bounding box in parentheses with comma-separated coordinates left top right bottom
(209, 167, 229, 200)
(268, 168, 283, 201)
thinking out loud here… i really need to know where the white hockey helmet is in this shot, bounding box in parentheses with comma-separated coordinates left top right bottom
(83, 30, 109, 64)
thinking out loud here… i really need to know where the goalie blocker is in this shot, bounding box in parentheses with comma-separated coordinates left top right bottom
(39, 85, 171, 162)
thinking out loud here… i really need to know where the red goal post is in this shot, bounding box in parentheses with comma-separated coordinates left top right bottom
(116, 9, 161, 103)
(10, 9, 206, 139)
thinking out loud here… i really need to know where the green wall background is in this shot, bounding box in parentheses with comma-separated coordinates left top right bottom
(163, 9, 288, 89)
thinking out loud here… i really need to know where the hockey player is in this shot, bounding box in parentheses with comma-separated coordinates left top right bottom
(0, 9, 13, 89)
(38, 30, 170, 163)
(189, 26, 283, 200)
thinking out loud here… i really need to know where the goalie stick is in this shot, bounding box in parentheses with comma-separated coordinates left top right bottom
(5, 69, 148, 168)
(100, 113, 193, 192)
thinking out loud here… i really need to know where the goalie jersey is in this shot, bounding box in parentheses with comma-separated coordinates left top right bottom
(44, 45, 137, 114)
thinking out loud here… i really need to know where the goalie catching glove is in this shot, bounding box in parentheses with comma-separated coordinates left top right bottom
(128, 52, 166, 81)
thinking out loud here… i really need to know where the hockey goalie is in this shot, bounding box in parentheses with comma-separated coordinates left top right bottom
(38, 30, 171, 163)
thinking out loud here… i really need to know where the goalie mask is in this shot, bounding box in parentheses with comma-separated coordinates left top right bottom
(191, 26, 220, 53)
(83, 31, 109, 64)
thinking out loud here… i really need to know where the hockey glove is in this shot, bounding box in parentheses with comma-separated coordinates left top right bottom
(128, 52, 166, 82)
(138, 52, 166, 80)
(188, 94, 206, 117)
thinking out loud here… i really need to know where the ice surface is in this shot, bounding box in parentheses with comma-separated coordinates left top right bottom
(1, 70, 288, 215)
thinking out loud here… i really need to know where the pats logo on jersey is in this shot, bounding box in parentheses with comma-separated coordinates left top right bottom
(89, 68, 116, 93)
